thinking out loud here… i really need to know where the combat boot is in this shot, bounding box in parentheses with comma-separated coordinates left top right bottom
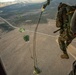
(61, 53, 69, 59)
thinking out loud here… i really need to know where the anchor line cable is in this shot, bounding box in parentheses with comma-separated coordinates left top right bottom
(33, 11, 43, 67)
(32, 0, 52, 68)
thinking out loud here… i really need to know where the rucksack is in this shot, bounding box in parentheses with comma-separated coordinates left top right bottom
(56, 3, 76, 31)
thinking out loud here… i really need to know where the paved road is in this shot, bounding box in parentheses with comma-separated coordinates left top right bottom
(0, 17, 18, 29)
(0, 19, 76, 75)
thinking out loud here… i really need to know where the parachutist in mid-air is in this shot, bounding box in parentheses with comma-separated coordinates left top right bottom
(56, 3, 76, 59)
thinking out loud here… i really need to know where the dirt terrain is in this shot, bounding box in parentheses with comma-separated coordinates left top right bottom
(0, 19, 76, 75)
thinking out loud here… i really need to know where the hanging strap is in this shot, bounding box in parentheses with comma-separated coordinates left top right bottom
(33, 11, 43, 68)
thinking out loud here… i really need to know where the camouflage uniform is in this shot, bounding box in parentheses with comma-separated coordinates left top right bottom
(56, 3, 76, 59)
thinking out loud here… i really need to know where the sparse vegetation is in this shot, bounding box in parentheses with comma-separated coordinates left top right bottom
(0, 0, 76, 27)
(0, 23, 14, 32)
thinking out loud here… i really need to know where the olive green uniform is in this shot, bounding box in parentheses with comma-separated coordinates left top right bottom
(56, 3, 76, 55)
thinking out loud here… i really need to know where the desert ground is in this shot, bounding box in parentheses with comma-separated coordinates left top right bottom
(0, 18, 76, 75)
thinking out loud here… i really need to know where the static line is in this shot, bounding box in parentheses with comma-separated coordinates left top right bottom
(0, 17, 18, 29)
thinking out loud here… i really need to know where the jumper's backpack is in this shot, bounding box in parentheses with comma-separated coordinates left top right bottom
(69, 60, 76, 75)
(56, 2, 76, 31)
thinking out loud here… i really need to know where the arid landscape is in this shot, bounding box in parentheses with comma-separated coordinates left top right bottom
(0, 0, 76, 75)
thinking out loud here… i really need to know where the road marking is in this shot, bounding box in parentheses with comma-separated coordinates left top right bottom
(0, 17, 57, 38)
(25, 30, 56, 38)
(0, 17, 18, 29)
(56, 38, 76, 59)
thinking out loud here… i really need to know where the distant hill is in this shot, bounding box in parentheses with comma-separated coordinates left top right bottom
(0, 0, 76, 27)
(0, 2, 17, 8)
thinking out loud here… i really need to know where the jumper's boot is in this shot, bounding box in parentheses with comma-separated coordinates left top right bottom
(61, 53, 69, 59)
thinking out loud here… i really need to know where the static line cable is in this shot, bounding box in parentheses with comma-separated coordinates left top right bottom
(33, 11, 43, 75)
(33, 0, 52, 74)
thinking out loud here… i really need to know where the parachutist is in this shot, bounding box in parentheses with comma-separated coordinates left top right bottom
(56, 3, 76, 59)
